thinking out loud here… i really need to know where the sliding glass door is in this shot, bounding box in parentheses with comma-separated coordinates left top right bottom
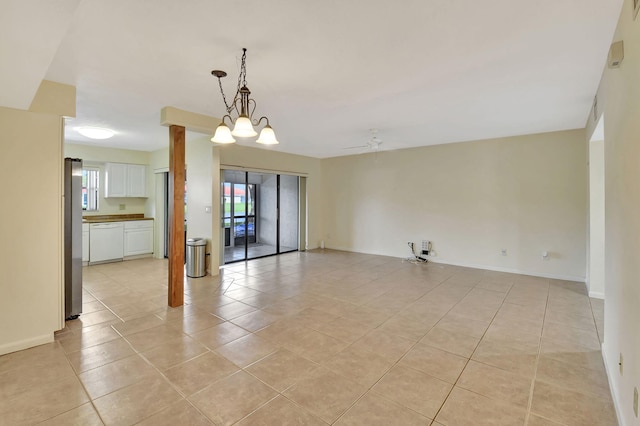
(222, 170, 299, 263)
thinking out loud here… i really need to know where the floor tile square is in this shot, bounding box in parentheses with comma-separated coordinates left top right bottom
(136, 399, 213, 425)
(335, 392, 431, 425)
(435, 386, 526, 425)
(66, 338, 135, 373)
(191, 321, 251, 349)
(236, 395, 326, 425)
(349, 329, 414, 362)
(284, 367, 368, 423)
(141, 335, 208, 371)
(189, 371, 278, 426)
(323, 346, 393, 387)
(457, 360, 532, 408)
(164, 351, 239, 395)
(421, 327, 480, 358)
(92, 375, 181, 425)
(78, 354, 157, 399)
(372, 365, 452, 418)
(399, 342, 468, 384)
(530, 380, 617, 425)
(215, 333, 278, 367)
(245, 349, 318, 391)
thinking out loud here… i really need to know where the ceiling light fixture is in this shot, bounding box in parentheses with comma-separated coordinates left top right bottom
(210, 48, 279, 145)
(76, 127, 115, 140)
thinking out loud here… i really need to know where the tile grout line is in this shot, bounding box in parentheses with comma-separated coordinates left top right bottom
(331, 272, 484, 424)
(523, 278, 551, 426)
(427, 275, 518, 423)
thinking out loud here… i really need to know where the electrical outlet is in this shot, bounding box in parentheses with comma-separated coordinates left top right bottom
(119, 204, 126, 210)
(500, 249, 507, 256)
(421, 240, 430, 256)
(634, 386, 638, 417)
(619, 353, 624, 375)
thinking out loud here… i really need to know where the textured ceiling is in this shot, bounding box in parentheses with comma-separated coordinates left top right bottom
(2, 0, 624, 158)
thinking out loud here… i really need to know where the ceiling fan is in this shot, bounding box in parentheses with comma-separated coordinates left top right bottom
(344, 129, 383, 152)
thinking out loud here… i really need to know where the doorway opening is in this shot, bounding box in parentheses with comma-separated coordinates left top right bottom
(222, 170, 299, 263)
(161, 170, 187, 261)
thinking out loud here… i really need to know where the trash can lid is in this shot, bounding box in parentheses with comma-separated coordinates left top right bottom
(186, 238, 207, 246)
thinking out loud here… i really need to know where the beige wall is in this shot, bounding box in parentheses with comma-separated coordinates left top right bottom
(0, 107, 64, 354)
(596, 1, 640, 423)
(321, 129, 588, 280)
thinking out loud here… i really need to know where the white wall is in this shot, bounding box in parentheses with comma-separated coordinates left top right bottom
(321, 129, 588, 280)
(0, 107, 64, 355)
(588, 138, 605, 299)
(595, 1, 640, 423)
(149, 137, 213, 268)
(64, 143, 151, 216)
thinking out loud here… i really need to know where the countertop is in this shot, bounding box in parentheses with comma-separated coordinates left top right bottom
(83, 214, 153, 223)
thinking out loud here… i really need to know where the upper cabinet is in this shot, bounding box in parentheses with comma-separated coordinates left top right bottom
(126, 164, 147, 197)
(105, 163, 147, 198)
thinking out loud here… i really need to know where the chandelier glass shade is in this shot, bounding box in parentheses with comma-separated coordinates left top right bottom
(210, 48, 279, 145)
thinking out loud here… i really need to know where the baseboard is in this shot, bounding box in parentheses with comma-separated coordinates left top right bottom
(319, 246, 586, 282)
(589, 290, 605, 299)
(428, 258, 586, 282)
(0, 333, 54, 356)
(601, 344, 624, 425)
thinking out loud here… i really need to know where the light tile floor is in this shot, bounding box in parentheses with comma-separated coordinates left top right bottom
(0, 250, 616, 425)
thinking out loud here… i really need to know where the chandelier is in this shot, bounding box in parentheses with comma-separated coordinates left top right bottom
(210, 48, 279, 145)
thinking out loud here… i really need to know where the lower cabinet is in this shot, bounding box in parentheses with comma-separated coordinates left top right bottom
(124, 220, 154, 256)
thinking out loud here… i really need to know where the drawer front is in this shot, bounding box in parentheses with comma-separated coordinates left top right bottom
(124, 220, 153, 230)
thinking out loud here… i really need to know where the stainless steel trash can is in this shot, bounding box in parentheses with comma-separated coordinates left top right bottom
(186, 238, 206, 278)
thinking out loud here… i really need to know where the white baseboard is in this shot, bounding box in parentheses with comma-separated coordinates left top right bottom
(0, 333, 54, 356)
(427, 257, 585, 282)
(321, 246, 586, 282)
(589, 290, 605, 299)
(601, 344, 624, 426)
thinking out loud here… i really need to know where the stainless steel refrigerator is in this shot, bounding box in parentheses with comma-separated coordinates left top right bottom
(64, 158, 83, 320)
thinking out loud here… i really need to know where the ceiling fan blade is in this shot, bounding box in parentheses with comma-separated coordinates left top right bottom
(343, 145, 368, 150)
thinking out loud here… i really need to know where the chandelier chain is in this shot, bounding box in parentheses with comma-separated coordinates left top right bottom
(216, 48, 248, 115)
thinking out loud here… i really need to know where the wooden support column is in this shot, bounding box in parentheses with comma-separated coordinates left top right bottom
(168, 125, 185, 307)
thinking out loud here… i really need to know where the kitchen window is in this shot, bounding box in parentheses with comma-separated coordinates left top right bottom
(82, 167, 99, 211)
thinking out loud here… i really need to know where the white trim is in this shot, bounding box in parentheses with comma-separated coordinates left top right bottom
(220, 163, 309, 177)
(0, 333, 54, 356)
(589, 290, 605, 299)
(601, 345, 623, 425)
(322, 246, 586, 282)
(427, 258, 585, 281)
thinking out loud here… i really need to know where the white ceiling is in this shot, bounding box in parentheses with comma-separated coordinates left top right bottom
(2, 0, 623, 158)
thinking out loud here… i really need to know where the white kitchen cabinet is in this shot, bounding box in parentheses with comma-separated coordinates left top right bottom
(105, 163, 147, 198)
(104, 163, 127, 197)
(124, 220, 154, 256)
(82, 223, 89, 262)
(127, 164, 147, 197)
